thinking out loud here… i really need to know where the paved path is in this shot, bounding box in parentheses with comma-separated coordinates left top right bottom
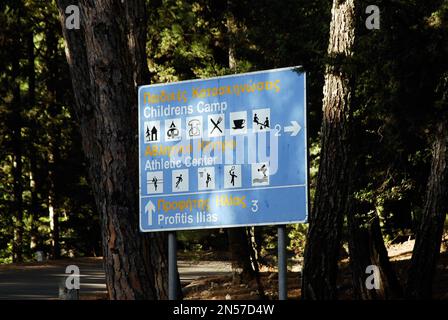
(0, 258, 231, 300)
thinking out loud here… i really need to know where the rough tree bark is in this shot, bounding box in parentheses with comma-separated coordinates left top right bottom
(11, 31, 24, 263)
(302, 0, 356, 300)
(348, 116, 402, 299)
(348, 208, 402, 299)
(46, 18, 64, 260)
(27, 29, 41, 252)
(228, 228, 257, 283)
(57, 0, 172, 299)
(405, 118, 448, 299)
(47, 144, 61, 259)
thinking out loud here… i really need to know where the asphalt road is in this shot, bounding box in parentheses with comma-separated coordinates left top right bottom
(0, 258, 231, 300)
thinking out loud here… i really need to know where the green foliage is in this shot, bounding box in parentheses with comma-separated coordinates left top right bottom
(147, 0, 229, 82)
(348, 0, 448, 242)
(0, 0, 99, 263)
(1, 0, 447, 267)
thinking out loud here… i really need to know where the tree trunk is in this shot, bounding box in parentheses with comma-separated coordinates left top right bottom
(302, 0, 356, 300)
(57, 0, 171, 299)
(45, 23, 62, 260)
(405, 119, 448, 299)
(227, 1, 238, 73)
(29, 153, 40, 252)
(48, 146, 61, 259)
(28, 29, 41, 252)
(11, 36, 24, 263)
(228, 228, 257, 283)
(348, 117, 402, 299)
(348, 208, 402, 299)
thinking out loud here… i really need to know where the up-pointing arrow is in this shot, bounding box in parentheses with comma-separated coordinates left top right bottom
(284, 121, 301, 136)
(145, 200, 156, 226)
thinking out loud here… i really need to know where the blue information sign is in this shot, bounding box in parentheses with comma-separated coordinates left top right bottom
(138, 67, 307, 232)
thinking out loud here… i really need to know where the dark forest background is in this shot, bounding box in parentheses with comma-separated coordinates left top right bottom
(0, 0, 447, 300)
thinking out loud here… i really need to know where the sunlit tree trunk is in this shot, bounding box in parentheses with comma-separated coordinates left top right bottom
(44, 23, 63, 260)
(28, 29, 41, 253)
(348, 209, 402, 299)
(57, 0, 171, 299)
(11, 31, 24, 263)
(302, 0, 356, 300)
(47, 145, 61, 259)
(348, 106, 402, 299)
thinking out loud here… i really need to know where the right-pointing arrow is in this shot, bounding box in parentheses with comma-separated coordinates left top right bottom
(145, 200, 156, 226)
(284, 121, 301, 136)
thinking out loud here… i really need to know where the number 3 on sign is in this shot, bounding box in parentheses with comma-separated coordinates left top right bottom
(251, 200, 259, 213)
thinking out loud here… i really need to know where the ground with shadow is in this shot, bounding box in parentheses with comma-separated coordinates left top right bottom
(183, 238, 448, 300)
(1, 237, 446, 300)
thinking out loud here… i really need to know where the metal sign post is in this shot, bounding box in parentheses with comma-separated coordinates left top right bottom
(278, 225, 287, 300)
(168, 231, 177, 300)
